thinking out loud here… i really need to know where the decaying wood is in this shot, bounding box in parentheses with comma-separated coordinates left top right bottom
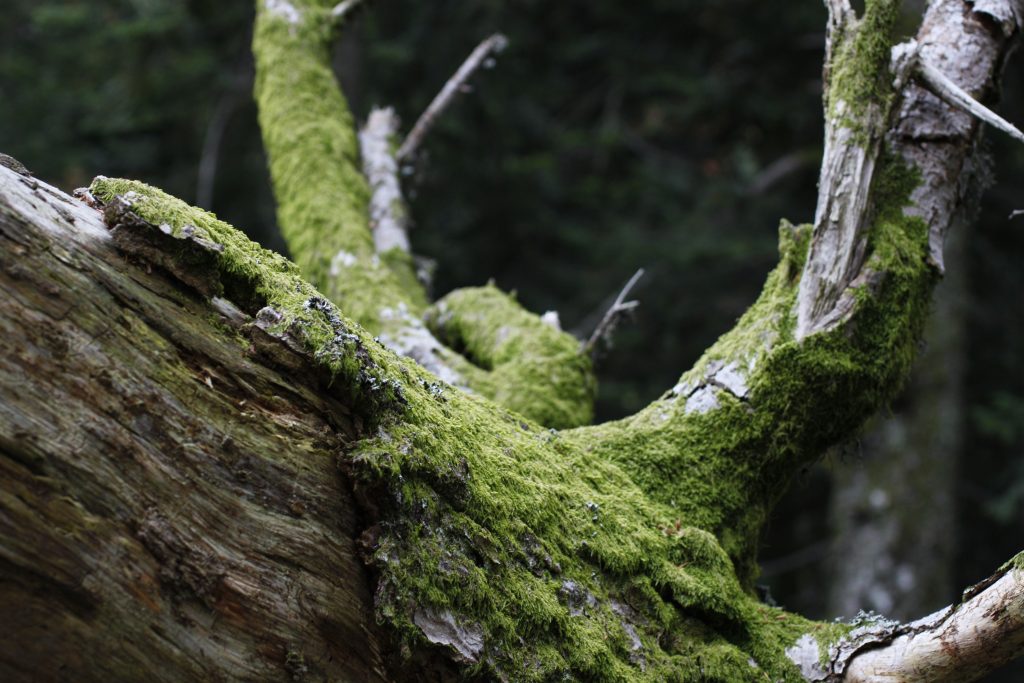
(844, 565, 1024, 682)
(787, 561, 1024, 682)
(3, 0, 1023, 678)
(0, 164, 388, 682)
(360, 107, 412, 255)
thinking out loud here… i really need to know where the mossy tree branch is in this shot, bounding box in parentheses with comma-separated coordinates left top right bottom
(561, 0, 1021, 592)
(426, 285, 595, 429)
(252, 0, 595, 427)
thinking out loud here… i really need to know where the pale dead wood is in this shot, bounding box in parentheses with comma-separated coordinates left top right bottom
(787, 562, 1024, 682)
(0, 163, 389, 682)
(917, 58, 1024, 144)
(843, 565, 1024, 682)
(359, 107, 411, 254)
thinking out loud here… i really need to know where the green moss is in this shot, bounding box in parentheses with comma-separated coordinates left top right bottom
(353, 373, 817, 681)
(827, 0, 902, 137)
(814, 621, 855, 668)
(252, 0, 425, 333)
(89, 177, 822, 680)
(90, 176, 406, 419)
(426, 285, 596, 428)
(90, 28, 938, 676)
(1002, 551, 1024, 573)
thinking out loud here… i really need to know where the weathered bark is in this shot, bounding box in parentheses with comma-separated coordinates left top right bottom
(0, 166, 388, 681)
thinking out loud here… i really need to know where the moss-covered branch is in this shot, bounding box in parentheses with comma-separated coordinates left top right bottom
(252, 0, 595, 428)
(565, 0, 1019, 594)
(253, 0, 424, 332)
(84, 176, 835, 680)
(426, 285, 595, 429)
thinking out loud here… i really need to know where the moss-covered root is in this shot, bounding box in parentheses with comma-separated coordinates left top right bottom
(425, 285, 596, 429)
(252, 0, 426, 333)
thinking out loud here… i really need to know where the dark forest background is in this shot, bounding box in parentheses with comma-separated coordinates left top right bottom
(1, 1, 1022, 678)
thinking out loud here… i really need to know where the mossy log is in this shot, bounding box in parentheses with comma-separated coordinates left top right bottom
(0, 166, 388, 681)
(2, 0, 1024, 681)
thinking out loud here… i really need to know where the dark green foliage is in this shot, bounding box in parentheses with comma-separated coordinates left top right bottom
(0, 0, 281, 250)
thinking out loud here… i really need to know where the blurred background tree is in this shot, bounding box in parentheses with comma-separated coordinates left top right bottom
(2, 1, 1022, 679)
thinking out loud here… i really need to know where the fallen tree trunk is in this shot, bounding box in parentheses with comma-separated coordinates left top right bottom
(2, 0, 1024, 680)
(0, 166, 388, 681)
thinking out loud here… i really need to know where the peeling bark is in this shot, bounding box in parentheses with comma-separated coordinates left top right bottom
(788, 560, 1024, 682)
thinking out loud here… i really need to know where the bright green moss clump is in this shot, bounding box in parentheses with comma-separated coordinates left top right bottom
(565, 154, 934, 590)
(426, 285, 596, 429)
(351, 356, 820, 681)
(826, 0, 902, 136)
(90, 176, 406, 417)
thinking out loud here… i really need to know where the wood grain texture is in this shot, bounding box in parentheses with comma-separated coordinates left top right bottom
(0, 165, 388, 682)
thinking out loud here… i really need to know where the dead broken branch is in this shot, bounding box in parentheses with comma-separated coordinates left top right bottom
(582, 268, 644, 359)
(397, 34, 509, 163)
(917, 58, 1024, 144)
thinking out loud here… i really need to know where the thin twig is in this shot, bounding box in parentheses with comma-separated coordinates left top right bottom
(918, 58, 1024, 144)
(582, 268, 645, 358)
(331, 0, 365, 23)
(396, 33, 509, 163)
